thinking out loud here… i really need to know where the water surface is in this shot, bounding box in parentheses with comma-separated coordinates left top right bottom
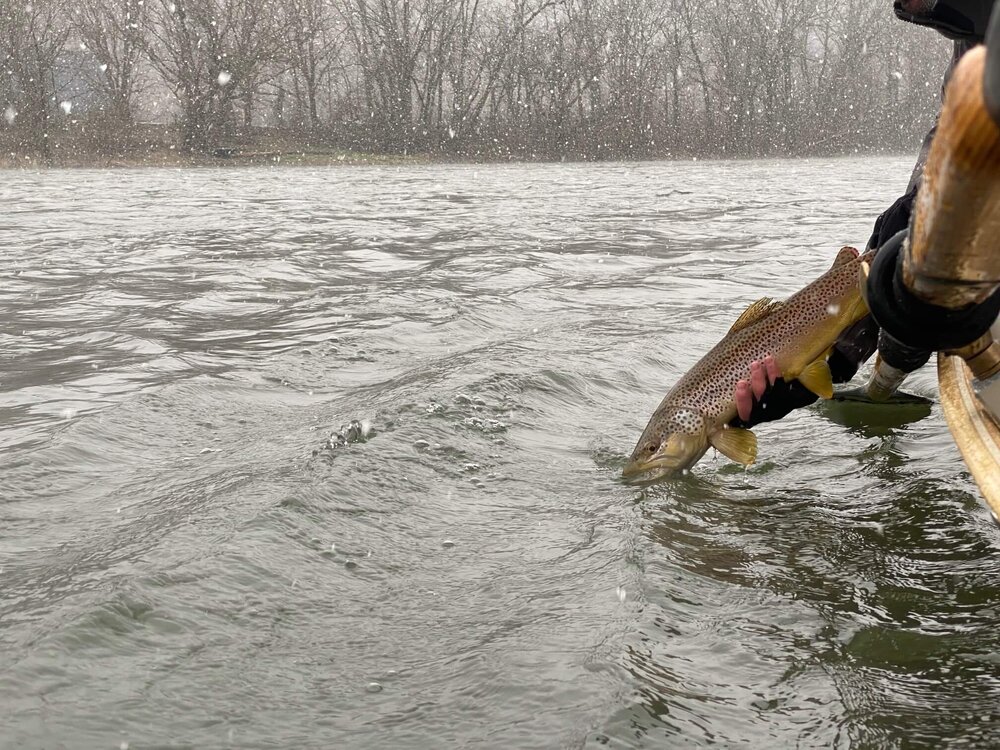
(3, 159, 999, 748)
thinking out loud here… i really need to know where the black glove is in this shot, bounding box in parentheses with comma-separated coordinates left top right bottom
(728, 376, 814, 429)
(865, 228, 1000, 361)
(728, 185, 913, 431)
(728, 315, 879, 429)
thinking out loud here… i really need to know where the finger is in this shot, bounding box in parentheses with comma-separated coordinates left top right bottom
(750, 360, 768, 400)
(735, 379, 753, 423)
(764, 355, 781, 385)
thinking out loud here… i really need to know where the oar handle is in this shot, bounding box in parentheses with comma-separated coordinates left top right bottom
(863, 21, 1000, 400)
(904, 44, 1000, 309)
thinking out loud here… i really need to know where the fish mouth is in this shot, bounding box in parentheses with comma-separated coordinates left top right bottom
(621, 455, 692, 485)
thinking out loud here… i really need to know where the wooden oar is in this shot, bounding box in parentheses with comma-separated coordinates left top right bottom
(908, 19, 1000, 513)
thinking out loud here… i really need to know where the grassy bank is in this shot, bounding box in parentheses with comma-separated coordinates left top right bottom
(0, 148, 428, 169)
(0, 121, 918, 169)
(0, 123, 438, 169)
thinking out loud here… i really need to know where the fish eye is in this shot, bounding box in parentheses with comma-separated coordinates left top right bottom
(645, 443, 657, 454)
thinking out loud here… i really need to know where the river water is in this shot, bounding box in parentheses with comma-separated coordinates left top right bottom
(2, 159, 999, 749)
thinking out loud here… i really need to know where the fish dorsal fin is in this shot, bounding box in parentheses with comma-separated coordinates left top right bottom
(798, 358, 834, 399)
(728, 297, 781, 335)
(709, 427, 757, 466)
(831, 246, 860, 268)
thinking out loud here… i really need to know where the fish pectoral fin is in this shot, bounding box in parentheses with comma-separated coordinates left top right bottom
(728, 297, 782, 335)
(709, 427, 757, 466)
(797, 358, 834, 399)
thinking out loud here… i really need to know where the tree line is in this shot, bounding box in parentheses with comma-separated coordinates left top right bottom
(0, 0, 951, 161)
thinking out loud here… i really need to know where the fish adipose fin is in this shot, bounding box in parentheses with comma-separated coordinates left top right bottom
(709, 427, 757, 465)
(797, 358, 834, 399)
(728, 297, 782, 335)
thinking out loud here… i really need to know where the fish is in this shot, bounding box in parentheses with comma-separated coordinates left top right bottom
(622, 246, 873, 484)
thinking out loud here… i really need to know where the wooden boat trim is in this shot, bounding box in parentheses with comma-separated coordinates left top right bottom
(938, 352, 1000, 515)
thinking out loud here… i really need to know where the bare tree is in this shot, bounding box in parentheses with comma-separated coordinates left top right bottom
(143, 0, 285, 149)
(341, 0, 455, 150)
(443, 0, 564, 148)
(0, 0, 951, 160)
(593, 0, 670, 155)
(284, 0, 344, 130)
(0, 0, 70, 158)
(70, 0, 146, 130)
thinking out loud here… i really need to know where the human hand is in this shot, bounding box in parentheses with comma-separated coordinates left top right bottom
(729, 315, 880, 428)
(735, 355, 781, 423)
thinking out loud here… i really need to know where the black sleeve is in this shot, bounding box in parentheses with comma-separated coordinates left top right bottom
(730, 39, 966, 431)
(867, 184, 918, 250)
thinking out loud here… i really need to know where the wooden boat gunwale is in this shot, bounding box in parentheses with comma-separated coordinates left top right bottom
(938, 352, 1000, 515)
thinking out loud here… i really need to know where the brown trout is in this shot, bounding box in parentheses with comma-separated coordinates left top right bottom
(623, 246, 873, 483)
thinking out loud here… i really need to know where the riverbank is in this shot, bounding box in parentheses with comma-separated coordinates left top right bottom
(0, 144, 915, 169)
(0, 124, 440, 169)
(0, 144, 430, 169)
(0, 122, 918, 169)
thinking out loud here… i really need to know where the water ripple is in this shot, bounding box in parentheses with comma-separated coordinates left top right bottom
(2, 160, 998, 748)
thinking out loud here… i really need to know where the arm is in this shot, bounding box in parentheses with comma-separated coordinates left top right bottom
(730, 127, 934, 426)
(730, 37, 973, 427)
